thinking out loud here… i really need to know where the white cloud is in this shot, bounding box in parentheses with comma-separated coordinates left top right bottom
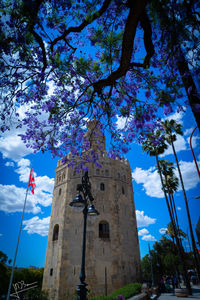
(187, 135, 200, 149)
(0, 127, 33, 161)
(0, 179, 54, 214)
(0, 159, 54, 213)
(0, 104, 35, 160)
(16, 158, 54, 206)
(132, 160, 200, 198)
(23, 216, 50, 236)
(136, 210, 156, 228)
(0, 234, 2, 237)
(133, 167, 164, 198)
(177, 206, 181, 211)
(116, 115, 126, 129)
(34, 175, 54, 207)
(141, 235, 157, 241)
(15, 158, 31, 182)
(159, 228, 167, 234)
(160, 135, 187, 157)
(165, 110, 184, 124)
(184, 128, 194, 136)
(176, 160, 200, 191)
(0, 184, 41, 214)
(138, 228, 149, 236)
(5, 161, 15, 167)
(0, 154, 54, 214)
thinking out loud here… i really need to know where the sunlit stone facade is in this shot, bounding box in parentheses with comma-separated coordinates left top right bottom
(42, 123, 141, 299)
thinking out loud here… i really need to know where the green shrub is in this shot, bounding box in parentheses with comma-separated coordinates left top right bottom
(89, 282, 142, 300)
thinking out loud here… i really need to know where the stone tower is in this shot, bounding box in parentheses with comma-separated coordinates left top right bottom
(42, 121, 141, 299)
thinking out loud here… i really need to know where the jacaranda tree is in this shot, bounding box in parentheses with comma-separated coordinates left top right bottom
(0, 0, 199, 167)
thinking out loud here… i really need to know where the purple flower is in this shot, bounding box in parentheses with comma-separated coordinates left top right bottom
(145, 90, 151, 99)
(122, 146, 129, 154)
(143, 114, 151, 121)
(164, 104, 173, 115)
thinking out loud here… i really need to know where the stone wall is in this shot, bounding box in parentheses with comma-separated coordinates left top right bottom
(42, 154, 141, 299)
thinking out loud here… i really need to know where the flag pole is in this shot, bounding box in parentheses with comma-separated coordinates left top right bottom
(6, 171, 31, 300)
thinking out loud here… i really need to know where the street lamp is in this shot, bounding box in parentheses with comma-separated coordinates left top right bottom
(148, 244, 155, 287)
(189, 126, 200, 179)
(70, 171, 99, 300)
(185, 195, 200, 283)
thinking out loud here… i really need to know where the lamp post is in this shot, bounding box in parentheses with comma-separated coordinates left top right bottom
(185, 196, 200, 283)
(189, 126, 200, 179)
(148, 244, 155, 287)
(70, 171, 99, 300)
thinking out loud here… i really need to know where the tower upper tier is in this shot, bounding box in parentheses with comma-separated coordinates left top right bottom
(84, 118, 106, 151)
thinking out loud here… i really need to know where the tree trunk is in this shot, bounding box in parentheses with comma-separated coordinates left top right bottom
(171, 194, 179, 232)
(156, 155, 192, 294)
(155, 3, 200, 132)
(171, 140, 200, 282)
(176, 48, 200, 132)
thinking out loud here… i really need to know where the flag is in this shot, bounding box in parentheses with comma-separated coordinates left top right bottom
(28, 168, 36, 194)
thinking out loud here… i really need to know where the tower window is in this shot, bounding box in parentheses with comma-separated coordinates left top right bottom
(105, 169, 109, 176)
(50, 268, 53, 276)
(100, 183, 105, 191)
(96, 169, 100, 175)
(53, 224, 59, 241)
(59, 188, 62, 196)
(99, 221, 109, 239)
(122, 186, 125, 195)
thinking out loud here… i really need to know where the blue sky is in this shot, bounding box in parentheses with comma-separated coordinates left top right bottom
(0, 105, 199, 268)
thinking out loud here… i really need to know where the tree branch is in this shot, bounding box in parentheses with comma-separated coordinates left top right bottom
(31, 29, 47, 72)
(50, 0, 112, 52)
(139, 10, 155, 67)
(24, 0, 47, 72)
(93, 0, 148, 94)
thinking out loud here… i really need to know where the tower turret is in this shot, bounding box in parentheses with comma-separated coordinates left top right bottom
(84, 118, 106, 151)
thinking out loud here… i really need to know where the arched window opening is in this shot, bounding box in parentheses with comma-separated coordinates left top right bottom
(50, 268, 53, 276)
(122, 186, 125, 195)
(53, 224, 59, 241)
(100, 183, 105, 191)
(99, 221, 109, 239)
(96, 169, 100, 175)
(59, 188, 62, 196)
(105, 169, 109, 176)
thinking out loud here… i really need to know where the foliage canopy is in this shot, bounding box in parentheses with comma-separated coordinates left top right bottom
(0, 0, 199, 165)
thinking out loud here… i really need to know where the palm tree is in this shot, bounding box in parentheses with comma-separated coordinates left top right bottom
(158, 159, 180, 234)
(162, 119, 200, 281)
(142, 132, 192, 293)
(166, 222, 187, 242)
